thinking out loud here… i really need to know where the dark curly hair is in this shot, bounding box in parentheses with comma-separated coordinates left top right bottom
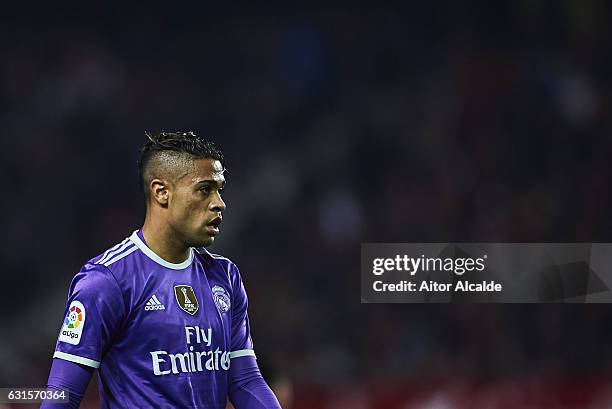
(138, 131, 224, 204)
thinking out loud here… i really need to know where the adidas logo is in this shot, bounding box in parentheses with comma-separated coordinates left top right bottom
(145, 294, 166, 311)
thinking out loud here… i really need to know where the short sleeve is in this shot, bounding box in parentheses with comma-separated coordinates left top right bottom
(229, 263, 255, 359)
(53, 263, 126, 369)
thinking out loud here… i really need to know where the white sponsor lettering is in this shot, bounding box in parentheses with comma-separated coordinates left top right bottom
(184, 326, 212, 346)
(151, 326, 230, 376)
(150, 351, 171, 375)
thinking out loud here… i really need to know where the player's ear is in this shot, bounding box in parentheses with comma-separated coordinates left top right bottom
(150, 179, 169, 207)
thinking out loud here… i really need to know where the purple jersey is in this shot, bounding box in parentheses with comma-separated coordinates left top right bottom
(53, 230, 255, 408)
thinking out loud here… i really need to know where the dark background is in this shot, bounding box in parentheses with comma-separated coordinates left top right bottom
(2, 2, 612, 408)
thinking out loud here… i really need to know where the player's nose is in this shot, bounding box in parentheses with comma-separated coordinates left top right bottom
(210, 192, 226, 212)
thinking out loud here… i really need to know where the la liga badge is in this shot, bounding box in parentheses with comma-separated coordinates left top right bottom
(59, 300, 86, 345)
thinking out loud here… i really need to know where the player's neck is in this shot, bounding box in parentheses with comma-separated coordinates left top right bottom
(141, 221, 191, 264)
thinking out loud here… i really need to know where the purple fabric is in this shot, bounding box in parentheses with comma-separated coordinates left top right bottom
(229, 356, 281, 409)
(40, 358, 93, 408)
(51, 230, 256, 408)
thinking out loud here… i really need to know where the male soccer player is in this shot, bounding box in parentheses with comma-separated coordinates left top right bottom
(42, 132, 281, 408)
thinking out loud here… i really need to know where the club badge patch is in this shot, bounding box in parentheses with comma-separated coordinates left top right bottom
(212, 285, 231, 313)
(174, 285, 199, 315)
(59, 301, 86, 345)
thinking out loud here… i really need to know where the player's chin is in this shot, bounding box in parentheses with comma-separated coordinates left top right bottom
(194, 230, 217, 247)
(203, 235, 216, 246)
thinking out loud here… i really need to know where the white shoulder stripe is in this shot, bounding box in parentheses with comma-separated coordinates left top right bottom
(229, 349, 256, 359)
(102, 245, 138, 267)
(98, 238, 132, 265)
(54, 351, 100, 368)
(96, 238, 129, 264)
(99, 239, 133, 264)
(209, 253, 231, 262)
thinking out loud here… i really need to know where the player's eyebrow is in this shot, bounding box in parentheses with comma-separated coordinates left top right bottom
(195, 179, 226, 188)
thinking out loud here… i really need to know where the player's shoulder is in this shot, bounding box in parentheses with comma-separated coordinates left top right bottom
(195, 247, 234, 265)
(195, 248, 240, 278)
(68, 241, 129, 296)
(88, 234, 139, 270)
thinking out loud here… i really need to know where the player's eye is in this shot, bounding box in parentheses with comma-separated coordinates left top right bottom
(218, 187, 225, 194)
(199, 186, 211, 194)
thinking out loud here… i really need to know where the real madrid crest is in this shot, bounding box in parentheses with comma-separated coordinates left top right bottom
(174, 285, 199, 315)
(212, 285, 231, 313)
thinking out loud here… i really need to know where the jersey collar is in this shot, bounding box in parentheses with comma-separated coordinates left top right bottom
(129, 230, 194, 270)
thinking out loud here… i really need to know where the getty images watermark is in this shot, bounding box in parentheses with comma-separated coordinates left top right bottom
(361, 243, 612, 303)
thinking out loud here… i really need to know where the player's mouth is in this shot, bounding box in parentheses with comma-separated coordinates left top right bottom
(205, 216, 222, 235)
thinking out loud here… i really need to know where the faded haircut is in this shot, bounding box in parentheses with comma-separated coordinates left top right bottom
(137, 131, 224, 205)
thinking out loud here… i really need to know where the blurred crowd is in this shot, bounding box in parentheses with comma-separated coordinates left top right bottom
(2, 1, 612, 407)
